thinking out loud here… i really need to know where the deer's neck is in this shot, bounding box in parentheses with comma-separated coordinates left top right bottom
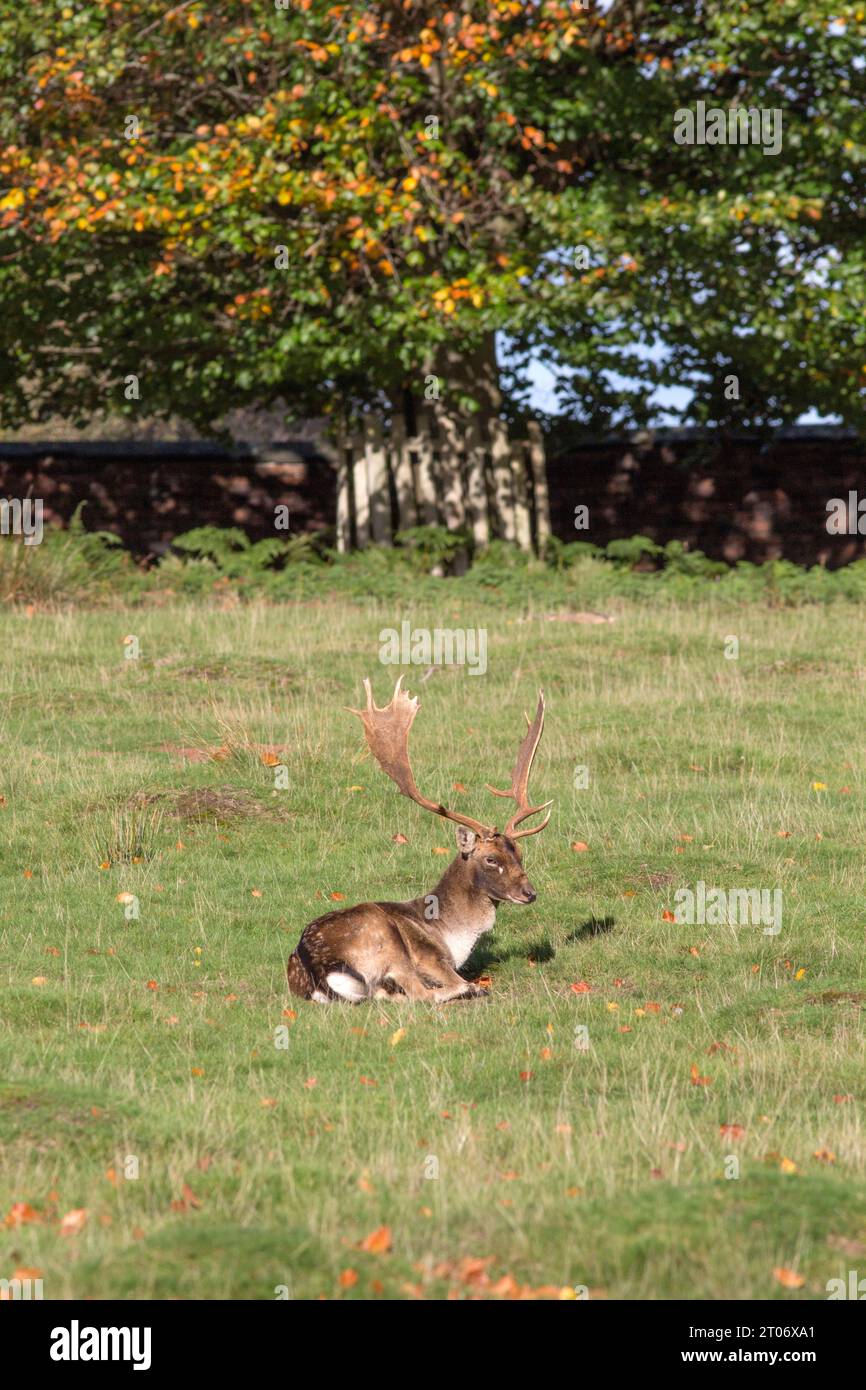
(422, 855, 496, 968)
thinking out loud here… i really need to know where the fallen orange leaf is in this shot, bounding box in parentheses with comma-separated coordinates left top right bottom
(5, 1203, 39, 1228)
(59, 1208, 87, 1236)
(359, 1225, 392, 1255)
(169, 1183, 202, 1212)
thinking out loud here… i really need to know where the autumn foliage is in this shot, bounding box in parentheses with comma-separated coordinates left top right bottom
(0, 3, 864, 430)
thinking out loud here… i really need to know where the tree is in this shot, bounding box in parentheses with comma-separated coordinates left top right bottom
(0, 2, 864, 537)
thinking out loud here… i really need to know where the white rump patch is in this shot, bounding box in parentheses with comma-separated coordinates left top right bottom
(326, 971, 368, 1002)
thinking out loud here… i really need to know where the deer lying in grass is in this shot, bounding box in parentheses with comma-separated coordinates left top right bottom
(286, 677, 551, 1004)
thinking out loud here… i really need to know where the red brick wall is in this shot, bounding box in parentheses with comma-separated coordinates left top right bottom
(0, 444, 336, 555)
(3, 429, 866, 567)
(546, 431, 866, 567)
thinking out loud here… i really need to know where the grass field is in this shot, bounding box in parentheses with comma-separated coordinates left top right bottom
(2, 591, 866, 1301)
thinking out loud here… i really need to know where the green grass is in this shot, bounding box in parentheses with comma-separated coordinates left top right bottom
(1, 592, 865, 1301)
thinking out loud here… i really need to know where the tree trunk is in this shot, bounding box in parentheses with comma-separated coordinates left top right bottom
(363, 416, 391, 543)
(350, 433, 370, 547)
(389, 410, 417, 532)
(336, 446, 351, 552)
(411, 404, 440, 526)
(527, 420, 551, 550)
(510, 440, 533, 551)
(489, 415, 517, 543)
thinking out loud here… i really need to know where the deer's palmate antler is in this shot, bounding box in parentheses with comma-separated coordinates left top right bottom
(347, 676, 551, 840)
(484, 693, 553, 839)
(285, 679, 552, 1006)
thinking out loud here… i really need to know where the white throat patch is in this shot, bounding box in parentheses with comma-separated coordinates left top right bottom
(442, 903, 496, 968)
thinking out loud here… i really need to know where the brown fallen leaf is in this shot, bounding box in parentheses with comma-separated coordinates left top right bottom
(545, 611, 613, 625)
(170, 1183, 202, 1213)
(719, 1124, 745, 1141)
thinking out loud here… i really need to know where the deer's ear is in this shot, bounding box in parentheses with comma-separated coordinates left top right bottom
(456, 826, 477, 857)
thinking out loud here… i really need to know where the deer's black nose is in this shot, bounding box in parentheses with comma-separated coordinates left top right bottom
(523, 888, 537, 903)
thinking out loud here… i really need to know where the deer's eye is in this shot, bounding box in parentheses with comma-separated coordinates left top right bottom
(484, 855, 499, 867)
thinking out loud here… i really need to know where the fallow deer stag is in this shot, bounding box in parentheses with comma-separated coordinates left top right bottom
(286, 677, 552, 1004)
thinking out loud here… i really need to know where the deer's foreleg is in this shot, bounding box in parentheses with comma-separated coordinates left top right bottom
(385, 958, 488, 1003)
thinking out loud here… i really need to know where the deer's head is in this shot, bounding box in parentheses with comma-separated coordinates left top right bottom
(348, 677, 551, 907)
(454, 825, 538, 905)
